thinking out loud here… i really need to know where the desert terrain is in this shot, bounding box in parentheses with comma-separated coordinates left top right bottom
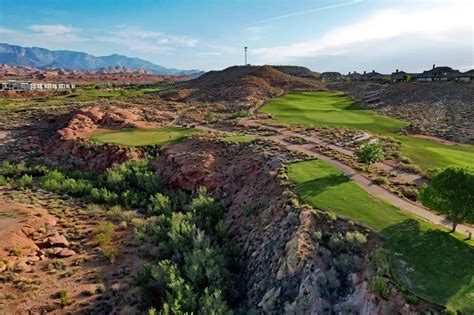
(0, 64, 473, 314)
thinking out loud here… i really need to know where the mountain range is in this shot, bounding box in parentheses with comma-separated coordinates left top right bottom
(0, 43, 202, 76)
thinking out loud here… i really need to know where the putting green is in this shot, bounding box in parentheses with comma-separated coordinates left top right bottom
(262, 92, 474, 171)
(91, 127, 201, 146)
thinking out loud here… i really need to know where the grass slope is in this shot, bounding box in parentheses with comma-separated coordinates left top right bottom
(91, 127, 200, 146)
(262, 92, 474, 171)
(222, 135, 256, 143)
(288, 159, 474, 312)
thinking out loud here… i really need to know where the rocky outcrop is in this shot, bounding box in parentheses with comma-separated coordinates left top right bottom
(152, 138, 435, 313)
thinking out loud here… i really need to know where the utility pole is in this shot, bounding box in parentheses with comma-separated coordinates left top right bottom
(244, 46, 248, 65)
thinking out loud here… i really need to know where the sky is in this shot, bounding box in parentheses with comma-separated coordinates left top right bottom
(0, 0, 472, 72)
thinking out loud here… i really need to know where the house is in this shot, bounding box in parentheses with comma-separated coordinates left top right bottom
(391, 69, 412, 82)
(347, 71, 362, 81)
(320, 72, 342, 81)
(449, 69, 473, 82)
(414, 64, 456, 82)
(361, 70, 387, 82)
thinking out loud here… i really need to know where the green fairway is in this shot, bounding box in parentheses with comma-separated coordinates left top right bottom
(261, 91, 408, 134)
(262, 92, 474, 171)
(288, 159, 474, 312)
(91, 127, 200, 146)
(222, 135, 256, 143)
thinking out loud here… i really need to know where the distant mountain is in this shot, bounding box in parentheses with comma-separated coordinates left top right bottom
(0, 43, 203, 76)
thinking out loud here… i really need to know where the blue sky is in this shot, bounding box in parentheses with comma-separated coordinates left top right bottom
(0, 0, 472, 72)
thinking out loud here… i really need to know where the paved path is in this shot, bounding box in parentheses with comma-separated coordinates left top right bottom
(272, 138, 474, 237)
(198, 122, 474, 237)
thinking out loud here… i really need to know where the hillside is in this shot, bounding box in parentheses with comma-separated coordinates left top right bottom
(330, 82, 474, 144)
(0, 43, 203, 76)
(162, 65, 326, 103)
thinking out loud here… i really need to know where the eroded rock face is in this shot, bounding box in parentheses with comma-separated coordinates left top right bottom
(152, 138, 434, 313)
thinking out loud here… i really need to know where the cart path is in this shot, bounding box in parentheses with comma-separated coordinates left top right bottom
(198, 122, 474, 237)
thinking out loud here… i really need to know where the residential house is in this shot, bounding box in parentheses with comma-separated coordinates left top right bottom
(414, 65, 455, 82)
(448, 69, 473, 82)
(320, 72, 342, 81)
(361, 70, 387, 82)
(347, 71, 362, 81)
(391, 69, 411, 82)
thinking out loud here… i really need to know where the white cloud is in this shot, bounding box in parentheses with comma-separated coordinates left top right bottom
(253, 1, 473, 67)
(97, 26, 199, 53)
(245, 26, 264, 41)
(30, 24, 78, 36)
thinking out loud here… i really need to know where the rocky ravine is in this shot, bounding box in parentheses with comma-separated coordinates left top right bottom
(152, 138, 437, 313)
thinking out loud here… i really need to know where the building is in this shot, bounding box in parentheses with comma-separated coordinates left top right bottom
(347, 71, 362, 81)
(390, 69, 413, 82)
(361, 70, 387, 82)
(0, 81, 76, 90)
(448, 69, 473, 82)
(413, 65, 455, 82)
(320, 72, 342, 81)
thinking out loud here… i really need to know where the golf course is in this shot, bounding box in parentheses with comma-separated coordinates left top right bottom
(91, 127, 201, 146)
(288, 159, 474, 312)
(262, 92, 474, 171)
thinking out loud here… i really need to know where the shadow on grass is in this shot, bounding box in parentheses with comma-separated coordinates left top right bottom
(382, 219, 474, 310)
(297, 174, 349, 196)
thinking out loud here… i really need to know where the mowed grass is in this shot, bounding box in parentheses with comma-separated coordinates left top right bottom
(223, 135, 256, 143)
(261, 91, 408, 134)
(262, 92, 474, 171)
(91, 127, 201, 146)
(288, 159, 474, 312)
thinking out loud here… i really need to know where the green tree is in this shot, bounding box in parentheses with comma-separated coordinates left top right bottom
(420, 166, 474, 233)
(355, 140, 385, 168)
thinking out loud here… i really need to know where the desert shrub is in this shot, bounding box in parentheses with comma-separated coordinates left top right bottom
(317, 268, 341, 299)
(48, 259, 65, 271)
(370, 276, 389, 298)
(59, 290, 73, 307)
(90, 187, 118, 205)
(148, 193, 172, 216)
(243, 201, 255, 217)
(329, 231, 367, 253)
(186, 187, 225, 233)
(332, 253, 357, 275)
(230, 110, 250, 119)
(106, 205, 124, 222)
(0, 175, 7, 186)
(344, 231, 367, 252)
(136, 260, 197, 311)
(92, 222, 115, 246)
(0, 161, 28, 177)
(41, 178, 61, 191)
(373, 248, 390, 277)
(312, 231, 323, 240)
(374, 176, 389, 185)
(101, 247, 118, 263)
(198, 288, 232, 315)
(17, 174, 33, 188)
(399, 186, 419, 201)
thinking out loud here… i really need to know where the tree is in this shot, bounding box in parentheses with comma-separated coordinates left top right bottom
(420, 166, 474, 233)
(355, 140, 385, 168)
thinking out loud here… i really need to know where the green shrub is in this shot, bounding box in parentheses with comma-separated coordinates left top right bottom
(243, 201, 255, 217)
(59, 290, 72, 307)
(17, 174, 33, 188)
(344, 231, 367, 252)
(92, 222, 115, 246)
(374, 176, 389, 185)
(373, 248, 390, 277)
(370, 276, 389, 298)
(48, 259, 65, 271)
(101, 247, 118, 263)
(230, 110, 250, 119)
(0, 175, 7, 186)
(148, 193, 172, 216)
